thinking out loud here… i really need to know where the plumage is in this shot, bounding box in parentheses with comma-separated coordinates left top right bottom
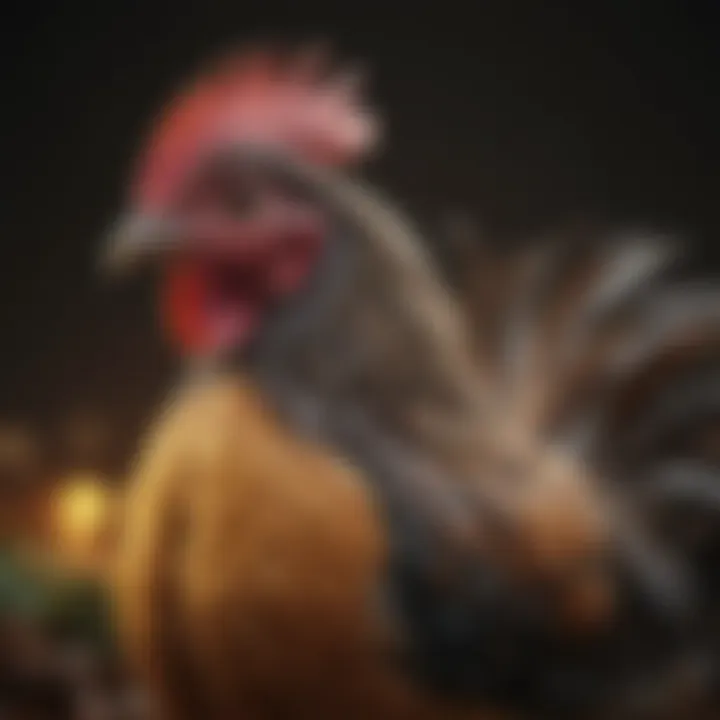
(115, 374, 505, 720)
(105, 45, 720, 719)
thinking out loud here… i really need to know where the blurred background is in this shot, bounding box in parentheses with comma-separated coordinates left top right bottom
(0, 0, 718, 716)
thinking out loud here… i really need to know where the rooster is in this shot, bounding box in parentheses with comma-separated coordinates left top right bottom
(102, 45, 720, 719)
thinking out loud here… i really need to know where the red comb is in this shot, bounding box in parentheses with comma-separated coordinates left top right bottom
(132, 45, 380, 211)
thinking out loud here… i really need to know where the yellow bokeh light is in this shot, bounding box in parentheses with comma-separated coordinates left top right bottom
(53, 473, 112, 551)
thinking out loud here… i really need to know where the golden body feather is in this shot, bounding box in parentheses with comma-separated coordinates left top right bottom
(114, 374, 505, 720)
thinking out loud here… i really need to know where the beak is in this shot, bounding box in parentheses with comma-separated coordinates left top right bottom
(99, 142, 417, 277)
(99, 214, 182, 278)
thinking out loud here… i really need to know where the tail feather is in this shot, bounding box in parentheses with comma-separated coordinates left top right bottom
(444, 219, 720, 473)
(445, 220, 720, 652)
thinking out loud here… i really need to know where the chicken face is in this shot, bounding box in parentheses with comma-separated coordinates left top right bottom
(105, 152, 327, 357)
(102, 45, 378, 358)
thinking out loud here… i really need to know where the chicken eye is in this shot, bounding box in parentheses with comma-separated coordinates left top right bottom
(223, 184, 258, 216)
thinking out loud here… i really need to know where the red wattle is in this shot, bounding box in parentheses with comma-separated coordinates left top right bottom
(162, 260, 263, 357)
(162, 261, 211, 355)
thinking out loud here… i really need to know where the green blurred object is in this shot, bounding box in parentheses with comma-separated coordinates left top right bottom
(43, 573, 115, 657)
(0, 544, 116, 658)
(0, 545, 49, 621)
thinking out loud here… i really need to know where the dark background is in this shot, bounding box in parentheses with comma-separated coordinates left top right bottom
(1, 0, 717, 473)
